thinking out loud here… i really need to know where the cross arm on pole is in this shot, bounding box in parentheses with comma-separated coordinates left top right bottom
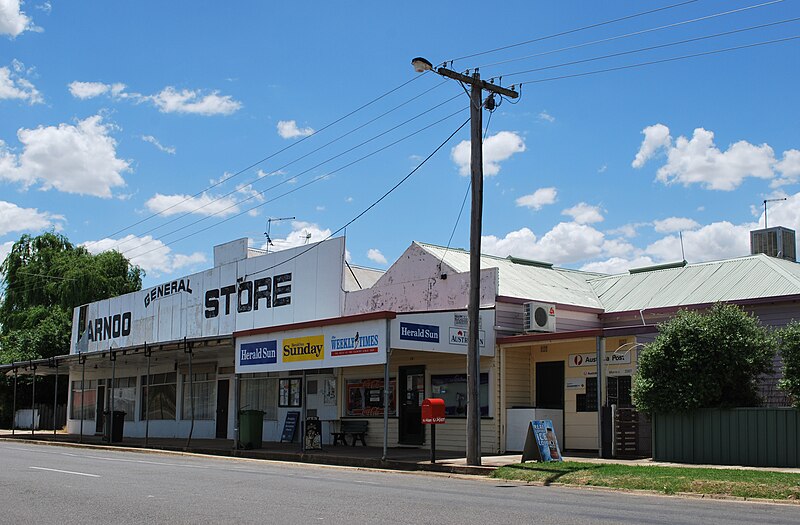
(436, 68, 519, 98)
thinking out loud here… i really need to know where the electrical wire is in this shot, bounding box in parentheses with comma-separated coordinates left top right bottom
(245, 117, 472, 279)
(124, 108, 470, 263)
(479, 0, 787, 72)
(447, 0, 701, 64)
(510, 34, 800, 86)
(119, 98, 466, 260)
(81, 73, 429, 252)
(493, 16, 800, 80)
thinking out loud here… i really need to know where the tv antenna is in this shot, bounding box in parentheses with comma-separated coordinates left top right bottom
(763, 198, 787, 229)
(265, 216, 295, 253)
(302, 231, 312, 244)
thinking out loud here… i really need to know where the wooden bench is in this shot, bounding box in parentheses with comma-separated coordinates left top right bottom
(331, 420, 368, 446)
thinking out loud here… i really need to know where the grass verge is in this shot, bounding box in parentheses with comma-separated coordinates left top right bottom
(491, 461, 800, 500)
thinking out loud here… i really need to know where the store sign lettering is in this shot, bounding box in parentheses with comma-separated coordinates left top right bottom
(86, 312, 132, 341)
(204, 272, 291, 318)
(283, 335, 324, 362)
(399, 322, 439, 343)
(144, 279, 193, 307)
(568, 352, 632, 367)
(449, 327, 485, 347)
(239, 340, 277, 366)
(330, 332, 380, 357)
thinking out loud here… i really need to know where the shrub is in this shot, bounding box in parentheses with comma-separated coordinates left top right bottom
(778, 321, 800, 408)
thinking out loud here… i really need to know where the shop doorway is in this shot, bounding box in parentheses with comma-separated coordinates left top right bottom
(95, 383, 105, 434)
(399, 365, 425, 445)
(535, 361, 564, 409)
(215, 379, 229, 439)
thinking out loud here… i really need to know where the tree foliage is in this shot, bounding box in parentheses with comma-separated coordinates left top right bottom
(778, 321, 800, 408)
(632, 303, 775, 414)
(0, 232, 143, 363)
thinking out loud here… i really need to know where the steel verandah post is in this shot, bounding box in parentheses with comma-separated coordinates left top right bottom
(109, 350, 116, 442)
(31, 363, 36, 436)
(382, 319, 391, 462)
(80, 354, 85, 444)
(53, 359, 58, 435)
(12, 367, 17, 435)
(185, 338, 195, 450)
(145, 343, 150, 447)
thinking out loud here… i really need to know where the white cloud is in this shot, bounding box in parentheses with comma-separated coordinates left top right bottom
(600, 238, 636, 258)
(0, 115, 130, 197)
(598, 164, 607, 174)
(562, 202, 604, 224)
(646, 221, 753, 262)
(367, 248, 387, 265)
(0, 62, 41, 103)
(150, 87, 241, 116)
(633, 124, 796, 191)
(632, 123, 671, 168)
(0, 0, 33, 37)
(261, 221, 330, 251)
(516, 187, 557, 210)
(580, 256, 656, 275)
(82, 235, 206, 276)
(0, 240, 13, 265)
(762, 192, 800, 232)
(607, 222, 646, 238)
(0, 200, 63, 235)
(774, 149, 800, 187)
(482, 222, 605, 265)
(451, 131, 526, 176)
(68, 81, 111, 99)
(141, 135, 175, 154)
(144, 192, 240, 217)
(538, 110, 555, 123)
(277, 120, 314, 139)
(652, 217, 700, 233)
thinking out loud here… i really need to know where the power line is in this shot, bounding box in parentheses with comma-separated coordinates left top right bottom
(494, 17, 800, 80)
(447, 0, 701, 64)
(124, 108, 470, 263)
(108, 80, 451, 254)
(81, 73, 428, 252)
(510, 34, 800, 86)
(245, 117, 472, 280)
(480, 0, 788, 72)
(118, 98, 465, 261)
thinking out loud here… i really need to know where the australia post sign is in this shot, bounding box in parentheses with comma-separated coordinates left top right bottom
(235, 318, 387, 373)
(70, 238, 346, 354)
(391, 310, 495, 356)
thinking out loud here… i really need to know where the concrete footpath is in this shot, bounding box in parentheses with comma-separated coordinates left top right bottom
(2, 429, 798, 475)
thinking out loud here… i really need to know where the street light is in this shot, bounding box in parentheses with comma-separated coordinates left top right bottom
(412, 56, 518, 466)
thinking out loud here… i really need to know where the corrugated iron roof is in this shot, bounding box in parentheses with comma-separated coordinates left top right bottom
(416, 242, 606, 309)
(590, 254, 800, 312)
(343, 264, 384, 291)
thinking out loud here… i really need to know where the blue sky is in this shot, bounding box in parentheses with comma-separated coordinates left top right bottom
(1, 0, 799, 287)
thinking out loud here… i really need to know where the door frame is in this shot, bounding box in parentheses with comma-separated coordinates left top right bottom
(398, 365, 426, 445)
(216, 379, 230, 439)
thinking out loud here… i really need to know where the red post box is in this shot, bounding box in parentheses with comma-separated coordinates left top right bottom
(422, 398, 446, 424)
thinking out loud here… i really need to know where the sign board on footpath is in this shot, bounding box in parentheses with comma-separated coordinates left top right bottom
(522, 419, 563, 463)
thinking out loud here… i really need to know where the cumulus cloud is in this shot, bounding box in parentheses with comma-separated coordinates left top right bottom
(0, 0, 33, 37)
(141, 135, 175, 154)
(632, 124, 799, 191)
(482, 222, 606, 265)
(150, 87, 241, 115)
(367, 248, 387, 265)
(646, 221, 753, 262)
(652, 217, 700, 233)
(0, 200, 63, 235)
(580, 256, 657, 275)
(632, 123, 671, 168)
(144, 192, 240, 217)
(261, 221, 330, 252)
(607, 223, 647, 238)
(451, 131, 526, 176)
(562, 202, 604, 224)
(0, 61, 42, 103)
(82, 235, 206, 276)
(516, 187, 557, 210)
(0, 240, 13, 265)
(0, 115, 130, 197)
(277, 120, 314, 139)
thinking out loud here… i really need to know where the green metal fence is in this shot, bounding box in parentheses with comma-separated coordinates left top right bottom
(653, 408, 799, 467)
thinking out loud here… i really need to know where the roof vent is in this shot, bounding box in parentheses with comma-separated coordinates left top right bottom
(628, 260, 687, 274)
(750, 227, 796, 262)
(506, 256, 553, 269)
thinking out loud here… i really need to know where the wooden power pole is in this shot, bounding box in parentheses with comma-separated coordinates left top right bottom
(436, 66, 518, 466)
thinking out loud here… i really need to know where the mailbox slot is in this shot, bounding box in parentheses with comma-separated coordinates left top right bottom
(421, 398, 446, 424)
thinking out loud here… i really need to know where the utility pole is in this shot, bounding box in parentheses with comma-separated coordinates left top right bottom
(413, 58, 518, 466)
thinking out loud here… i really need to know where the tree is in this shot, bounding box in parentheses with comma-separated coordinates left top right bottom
(0, 232, 143, 363)
(632, 303, 775, 414)
(778, 321, 800, 408)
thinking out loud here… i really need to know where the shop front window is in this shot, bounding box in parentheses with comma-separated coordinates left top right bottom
(278, 377, 302, 407)
(240, 374, 278, 420)
(141, 372, 177, 420)
(181, 372, 216, 420)
(111, 377, 136, 421)
(70, 379, 97, 420)
(430, 373, 489, 417)
(345, 378, 396, 417)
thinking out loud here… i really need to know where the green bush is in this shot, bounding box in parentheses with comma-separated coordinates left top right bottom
(778, 321, 800, 408)
(633, 303, 775, 414)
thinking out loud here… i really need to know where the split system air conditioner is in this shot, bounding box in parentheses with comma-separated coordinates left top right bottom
(523, 301, 556, 333)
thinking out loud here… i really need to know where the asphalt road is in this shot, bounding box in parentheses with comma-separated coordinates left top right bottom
(0, 441, 796, 524)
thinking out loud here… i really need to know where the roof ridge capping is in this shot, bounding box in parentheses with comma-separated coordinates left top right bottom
(628, 260, 687, 274)
(505, 255, 553, 269)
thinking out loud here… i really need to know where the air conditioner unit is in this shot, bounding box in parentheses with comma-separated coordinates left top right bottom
(523, 301, 556, 333)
